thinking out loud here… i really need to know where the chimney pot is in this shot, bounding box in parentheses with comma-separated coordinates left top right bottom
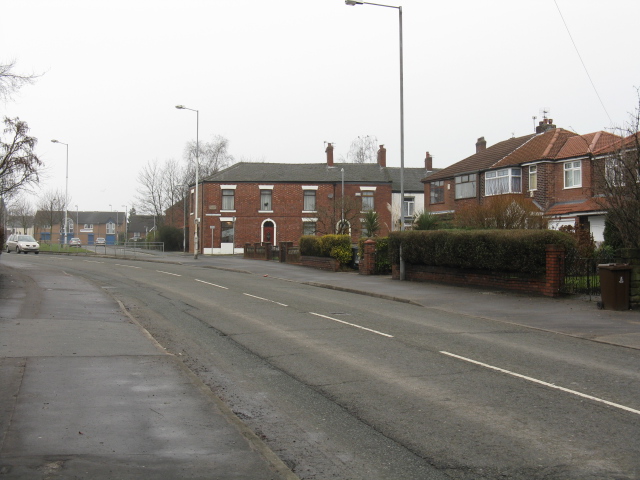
(325, 143, 334, 166)
(377, 144, 386, 167)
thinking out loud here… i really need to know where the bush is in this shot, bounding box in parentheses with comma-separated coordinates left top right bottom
(318, 234, 351, 257)
(157, 225, 183, 251)
(300, 235, 322, 256)
(389, 229, 576, 276)
(330, 245, 353, 266)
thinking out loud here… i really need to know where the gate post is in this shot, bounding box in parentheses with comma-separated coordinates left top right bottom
(544, 244, 565, 297)
(359, 239, 376, 275)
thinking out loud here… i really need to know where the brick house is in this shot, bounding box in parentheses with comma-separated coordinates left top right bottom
(34, 211, 126, 245)
(187, 144, 437, 255)
(423, 119, 623, 242)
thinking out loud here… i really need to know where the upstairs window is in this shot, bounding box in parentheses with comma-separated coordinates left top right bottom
(260, 189, 273, 211)
(485, 168, 521, 196)
(403, 196, 415, 218)
(430, 181, 444, 204)
(529, 165, 538, 191)
(303, 190, 316, 211)
(361, 191, 374, 211)
(455, 174, 477, 199)
(106, 221, 115, 235)
(222, 189, 235, 210)
(564, 160, 582, 188)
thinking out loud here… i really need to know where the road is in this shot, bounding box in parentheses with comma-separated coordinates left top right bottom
(5, 253, 640, 479)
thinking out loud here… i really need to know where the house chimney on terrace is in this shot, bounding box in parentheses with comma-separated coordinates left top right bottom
(476, 137, 487, 153)
(325, 142, 334, 166)
(425, 151, 433, 171)
(536, 118, 556, 134)
(377, 144, 386, 167)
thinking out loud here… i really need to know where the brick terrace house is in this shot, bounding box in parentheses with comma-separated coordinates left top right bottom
(186, 144, 437, 255)
(423, 119, 623, 242)
(34, 211, 126, 245)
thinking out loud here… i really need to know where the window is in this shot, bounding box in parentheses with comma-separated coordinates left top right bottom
(403, 196, 415, 218)
(485, 168, 521, 196)
(361, 191, 374, 211)
(529, 165, 537, 191)
(68, 219, 74, 233)
(260, 189, 272, 211)
(222, 189, 235, 210)
(221, 221, 234, 244)
(303, 190, 316, 211)
(303, 221, 316, 235)
(106, 221, 115, 235)
(564, 161, 582, 188)
(84, 224, 94, 230)
(455, 174, 477, 199)
(430, 181, 444, 204)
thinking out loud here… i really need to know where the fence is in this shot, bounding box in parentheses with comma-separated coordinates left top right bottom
(38, 241, 164, 258)
(562, 252, 615, 298)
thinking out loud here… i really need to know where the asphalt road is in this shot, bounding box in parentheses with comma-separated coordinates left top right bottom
(8, 253, 640, 479)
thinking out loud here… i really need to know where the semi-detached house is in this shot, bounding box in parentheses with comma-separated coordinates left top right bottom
(187, 144, 437, 255)
(423, 119, 623, 242)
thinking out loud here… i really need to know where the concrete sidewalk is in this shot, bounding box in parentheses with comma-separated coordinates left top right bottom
(174, 253, 640, 351)
(0, 257, 298, 479)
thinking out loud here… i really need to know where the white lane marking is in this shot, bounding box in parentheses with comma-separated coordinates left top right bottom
(243, 293, 288, 307)
(84, 260, 104, 263)
(195, 279, 228, 289)
(114, 263, 140, 269)
(157, 270, 181, 277)
(309, 312, 394, 338)
(440, 351, 640, 416)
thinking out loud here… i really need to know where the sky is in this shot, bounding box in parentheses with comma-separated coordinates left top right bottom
(2, 0, 640, 212)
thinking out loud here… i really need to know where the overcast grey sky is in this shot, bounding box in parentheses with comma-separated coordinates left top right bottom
(3, 0, 639, 212)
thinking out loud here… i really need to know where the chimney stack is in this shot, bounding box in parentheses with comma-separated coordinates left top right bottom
(425, 151, 433, 171)
(377, 144, 386, 167)
(325, 143, 334, 166)
(476, 137, 487, 153)
(536, 118, 557, 134)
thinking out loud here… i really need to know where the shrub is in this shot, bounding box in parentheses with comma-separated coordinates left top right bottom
(389, 229, 576, 275)
(157, 225, 183, 251)
(300, 235, 322, 256)
(362, 211, 381, 237)
(330, 245, 353, 266)
(412, 211, 439, 230)
(319, 234, 351, 257)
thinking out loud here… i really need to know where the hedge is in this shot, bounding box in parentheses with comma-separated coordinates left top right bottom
(388, 229, 576, 275)
(300, 235, 352, 265)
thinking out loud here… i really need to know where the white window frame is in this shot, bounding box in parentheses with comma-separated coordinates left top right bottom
(221, 185, 237, 212)
(430, 181, 444, 204)
(106, 221, 115, 235)
(529, 165, 538, 191)
(361, 191, 374, 212)
(564, 160, 582, 189)
(403, 196, 415, 218)
(259, 186, 273, 212)
(485, 168, 522, 196)
(303, 188, 317, 212)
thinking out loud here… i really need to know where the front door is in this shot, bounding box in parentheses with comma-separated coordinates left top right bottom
(263, 222, 274, 245)
(220, 221, 234, 254)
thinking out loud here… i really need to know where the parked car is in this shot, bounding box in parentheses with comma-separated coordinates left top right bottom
(95, 237, 106, 246)
(6, 234, 40, 254)
(69, 237, 82, 247)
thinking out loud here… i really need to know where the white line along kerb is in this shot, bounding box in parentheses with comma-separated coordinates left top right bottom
(310, 312, 393, 338)
(440, 351, 640, 416)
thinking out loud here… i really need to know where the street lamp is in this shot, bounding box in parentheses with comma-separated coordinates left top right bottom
(345, 0, 405, 280)
(176, 104, 200, 259)
(75, 205, 78, 236)
(51, 139, 69, 245)
(122, 204, 127, 243)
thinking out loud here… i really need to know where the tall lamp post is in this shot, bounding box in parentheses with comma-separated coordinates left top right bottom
(345, 0, 405, 280)
(122, 204, 127, 243)
(51, 139, 69, 245)
(176, 105, 200, 259)
(75, 205, 78, 236)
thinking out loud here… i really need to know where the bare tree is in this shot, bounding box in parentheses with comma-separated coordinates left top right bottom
(8, 195, 34, 233)
(1, 117, 43, 198)
(0, 60, 39, 103)
(315, 195, 362, 237)
(346, 135, 378, 164)
(183, 135, 234, 184)
(163, 158, 185, 225)
(594, 94, 640, 249)
(34, 189, 65, 240)
(135, 159, 167, 220)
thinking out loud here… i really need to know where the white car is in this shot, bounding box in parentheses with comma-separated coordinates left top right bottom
(95, 237, 106, 246)
(6, 234, 40, 254)
(69, 237, 82, 247)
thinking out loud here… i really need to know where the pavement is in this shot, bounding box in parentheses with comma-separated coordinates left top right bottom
(1, 251, 639, 479)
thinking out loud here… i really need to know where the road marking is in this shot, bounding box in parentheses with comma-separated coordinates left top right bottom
(195, 279, 228, 289)
(243, 293, 288, 307)
(115, 263, 140, 269)
(440, 351, 640, 416)
(309, 312, 394, 338)
(157, 270, 181, 277)
(83, 260, 104, 264)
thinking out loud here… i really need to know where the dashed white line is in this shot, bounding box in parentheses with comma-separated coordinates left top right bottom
(309, 312, 393, 338)
(243, 293, 288, 307)
(195, 279, 228, 289)
(157, 270, 181, 277)
(114, 264, 140, 269)
(440, 351, 640, 416)
(83, 260, 104, 264)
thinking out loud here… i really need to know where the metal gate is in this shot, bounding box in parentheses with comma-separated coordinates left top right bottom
(562, 252, 615, 297)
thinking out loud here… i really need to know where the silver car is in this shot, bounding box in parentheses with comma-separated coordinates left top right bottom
(6, 234, 40, 254)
